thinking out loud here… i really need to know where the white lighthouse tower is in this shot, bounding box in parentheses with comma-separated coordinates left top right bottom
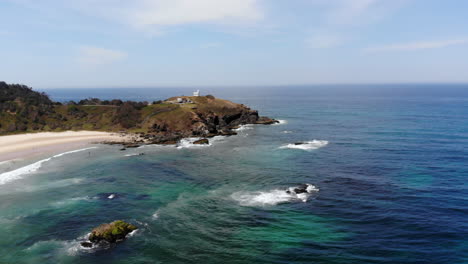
(193, 90, 200, 97)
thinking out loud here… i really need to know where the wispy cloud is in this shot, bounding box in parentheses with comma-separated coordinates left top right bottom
(326, 0, 379, 25)
(305, 0, 408, 49)
(69, 0, 263, 32)
(365, 38, 468, 52)
(307, 34, 344, 49)
(77, 46, 127, 66)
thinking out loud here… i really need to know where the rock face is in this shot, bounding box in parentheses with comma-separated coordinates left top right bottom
(86, 220, 137, 245)
(0, 83, 278, 137)
(138, 96, 277, 144)
(193, 138, 209, 145)
(256, 116, 280, 125)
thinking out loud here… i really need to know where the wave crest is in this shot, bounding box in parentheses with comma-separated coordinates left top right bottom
(279, 140, 328, 151)
(0, 147, 97, 185)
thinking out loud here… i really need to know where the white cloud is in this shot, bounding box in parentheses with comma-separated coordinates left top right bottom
(365, 39, 468, 52)
(77, 46, 127, 66)
(70, 0, 263, 31)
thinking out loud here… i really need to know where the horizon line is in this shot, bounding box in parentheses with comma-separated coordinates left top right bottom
(36, 82, 468, 90)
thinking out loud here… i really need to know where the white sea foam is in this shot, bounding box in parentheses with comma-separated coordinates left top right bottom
(282, 130, 293, 134)
(108, 194, 115, 199)
(273, 119, 287, 125)
(52, 147, 97, 158)
(124, 153, 139, 157)
(0, 147, 97, 185)
(279, 140, 329, 151)
(176, 136, 226, 149)
(0, 157, 51, 185)
(231, 184, 319, 206)
(51, 196, 90, 208)
(152, 209, 161, 219)
(234, 124, 254, 131)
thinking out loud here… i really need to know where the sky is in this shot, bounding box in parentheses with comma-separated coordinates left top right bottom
(1, 0, 468, 88)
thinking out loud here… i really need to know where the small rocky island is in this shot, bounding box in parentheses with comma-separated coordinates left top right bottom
(81, 220, 137, 248)
(0, 82, 278, 146)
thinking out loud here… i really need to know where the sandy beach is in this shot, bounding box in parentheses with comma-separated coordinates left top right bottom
(0, 131, 128, 162)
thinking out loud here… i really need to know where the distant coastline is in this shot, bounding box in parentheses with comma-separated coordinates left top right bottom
(0, 81, 277, 159)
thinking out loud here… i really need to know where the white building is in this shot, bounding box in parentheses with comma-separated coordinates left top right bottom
(193, 90, 200, 97)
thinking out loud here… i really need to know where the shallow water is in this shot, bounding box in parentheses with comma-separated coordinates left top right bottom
(1, 86, 467, 263)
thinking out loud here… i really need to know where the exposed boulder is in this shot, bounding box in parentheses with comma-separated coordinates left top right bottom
(193, 138, 209, 145)
(256, 116, 279, 125)
(86, 220, 137, 245)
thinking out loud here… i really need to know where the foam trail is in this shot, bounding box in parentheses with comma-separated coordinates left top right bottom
(0, 147, 97, 185)
(280, 140, 328, 151)
(51, 196, 90, 208)
(232, 184, 319, 206)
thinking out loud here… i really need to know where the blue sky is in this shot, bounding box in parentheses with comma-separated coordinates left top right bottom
(1, 0, 468, 88)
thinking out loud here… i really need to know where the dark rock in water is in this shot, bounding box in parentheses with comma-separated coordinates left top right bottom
(80, 241, 93, 248)
(120, 148, 126, 151)
(293, 184, 309, 194)
(218, 130, 237, 136)
(123, 143, 140, 148)
(286, 184, 310, 194)
(294, 142, 306, 145)
(256, 116, 279, 125)
(88, 220, 137, 244)
(193, 138, 209, 145)
(138, 153, 145, 156)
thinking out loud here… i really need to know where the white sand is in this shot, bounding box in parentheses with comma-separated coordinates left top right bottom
(0, 131, 128, 162)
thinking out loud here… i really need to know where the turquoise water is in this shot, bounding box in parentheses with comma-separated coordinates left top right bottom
(1, 86, 468, 263)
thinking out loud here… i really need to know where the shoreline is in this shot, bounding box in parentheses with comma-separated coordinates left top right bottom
(0, 131, 131, 162)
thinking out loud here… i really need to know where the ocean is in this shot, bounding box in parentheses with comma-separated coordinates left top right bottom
(0, 84, 467, 263)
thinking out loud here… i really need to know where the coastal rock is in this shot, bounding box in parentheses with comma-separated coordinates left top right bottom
(256, 116, 279, 125)
(193, 138, 209, 145)
(80, 241, 93, 248)
(88, 220, 137, 244)
(286, 184, 313, 194)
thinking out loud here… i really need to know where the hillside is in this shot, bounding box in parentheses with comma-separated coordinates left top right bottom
(0, 82, 277, 143)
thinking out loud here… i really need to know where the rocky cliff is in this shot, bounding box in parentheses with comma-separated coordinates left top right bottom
(0, 82, 277, 143)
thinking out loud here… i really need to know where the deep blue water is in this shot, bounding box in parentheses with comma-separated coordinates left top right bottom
(1, 85, 467, 263)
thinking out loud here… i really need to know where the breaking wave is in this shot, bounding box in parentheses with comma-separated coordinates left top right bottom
(0, 147, 97, 185)
(176, 136, 226, 149)
(279, 140, 329, 151)
(234, 124, 254, 131)
(231, 184, 319, 206)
